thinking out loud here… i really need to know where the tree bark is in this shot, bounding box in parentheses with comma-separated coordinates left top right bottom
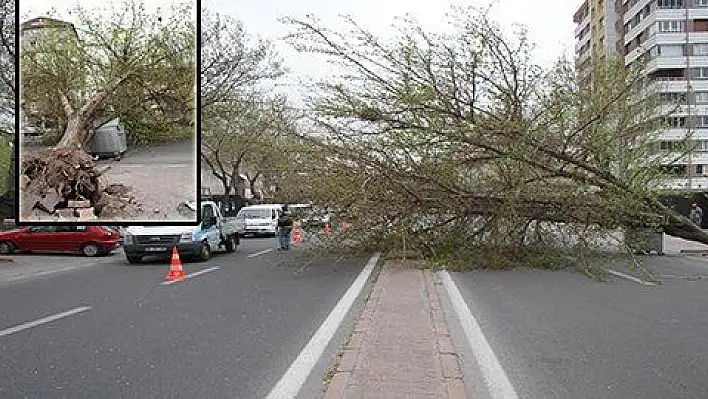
(57, 113, 93, 149)
(56, 72, 134, 148)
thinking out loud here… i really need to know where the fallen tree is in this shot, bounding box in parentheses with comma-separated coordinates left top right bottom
(276, 6, 708, 271)
(21, 0, 196, 148)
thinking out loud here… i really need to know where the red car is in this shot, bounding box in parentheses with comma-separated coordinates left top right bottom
(0, 225, 122, 257)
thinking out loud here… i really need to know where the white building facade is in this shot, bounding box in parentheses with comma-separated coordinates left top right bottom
(575, 0, 708, 189)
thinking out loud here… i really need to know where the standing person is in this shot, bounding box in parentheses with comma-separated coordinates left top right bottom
(690, 202, 704, 228)
(278, 205, 294, 250)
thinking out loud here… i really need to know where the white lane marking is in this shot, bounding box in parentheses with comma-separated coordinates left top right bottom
(0, 306, 92, 338)
(248, 248, 274, 258)
(160, 266, 220, 286)
(8, 266, 80, 280)
(607, 269, 657, 286)
(266, 252, 381, 399)
(440, 270, 519, 399)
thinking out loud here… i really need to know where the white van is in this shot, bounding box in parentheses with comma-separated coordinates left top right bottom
(235, 204, 283, 237)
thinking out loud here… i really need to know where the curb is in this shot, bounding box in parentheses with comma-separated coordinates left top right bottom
(423, 269, 468, 399)
(679, 249, 708, 255)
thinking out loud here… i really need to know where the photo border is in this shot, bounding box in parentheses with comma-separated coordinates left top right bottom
(14, 0, 202, 227)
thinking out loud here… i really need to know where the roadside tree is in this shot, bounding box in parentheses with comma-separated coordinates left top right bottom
(200, 10, 285, 198)
(202, 94, 292, 198)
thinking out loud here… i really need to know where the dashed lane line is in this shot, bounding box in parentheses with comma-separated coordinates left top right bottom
(607, 269, 657, 286)
(0, 306, 92, 338)
(160, 266, 220, 286)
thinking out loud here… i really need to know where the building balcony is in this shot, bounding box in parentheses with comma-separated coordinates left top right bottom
(623, 0, 653, 25)
(652, 78, 708, 93)
(646, 56, 708, 73)
(659, 176, 708, 190)
(688, 7, 708, 19)
(575, 14, 590, 37)
(659, 128, 708, 140)
(652, 6, 708, 20)
(624, 12, 656, 45)
(576, 49, 591, 65)
(575, 33, 591, 53)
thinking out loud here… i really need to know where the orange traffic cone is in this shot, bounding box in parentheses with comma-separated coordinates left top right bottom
(293, 226, 302, 244)
(166, 247, 185, 281)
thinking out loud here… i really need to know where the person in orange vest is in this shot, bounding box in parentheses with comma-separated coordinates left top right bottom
(277, 205, 294, 250)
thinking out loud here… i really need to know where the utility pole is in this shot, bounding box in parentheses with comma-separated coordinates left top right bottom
(685, 0, 694, 193)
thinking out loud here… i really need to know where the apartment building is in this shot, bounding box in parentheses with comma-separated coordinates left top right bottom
(575, 0, 708, 189)
(574, 0, 619, 85)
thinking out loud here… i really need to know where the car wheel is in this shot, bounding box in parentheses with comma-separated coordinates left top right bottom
(81, 243, 101, 257)
(0, 241, 14, 254)
(224, 235, 236, 253)
(126, 255, 142, 264)
(199, 240, 212, 261)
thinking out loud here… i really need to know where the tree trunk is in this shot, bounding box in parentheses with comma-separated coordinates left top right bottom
(231, 174, 245, 198)
(219, 177, 232, 198)
(56, 72, 133, 148)
(56, 113, 92, 149)
(7, 146, 14, 194)
(248, 172, 261, 201)
(655, 200, 708, 246)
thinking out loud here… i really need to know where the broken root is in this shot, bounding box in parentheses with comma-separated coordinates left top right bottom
(21, 147, 141, 220)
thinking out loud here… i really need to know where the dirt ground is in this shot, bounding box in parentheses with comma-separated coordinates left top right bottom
(20, 141, 198, 223)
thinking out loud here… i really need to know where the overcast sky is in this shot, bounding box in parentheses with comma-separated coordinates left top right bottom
(204, 0, 581, 106)
(20, 0, 191, 26)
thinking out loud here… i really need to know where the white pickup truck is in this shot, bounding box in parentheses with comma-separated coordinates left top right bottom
(122, 201, 244, 264)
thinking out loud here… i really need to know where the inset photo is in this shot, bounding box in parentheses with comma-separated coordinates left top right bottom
(18, 0, 198, 223)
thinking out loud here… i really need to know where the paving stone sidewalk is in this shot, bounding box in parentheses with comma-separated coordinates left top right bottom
(323, 260, 467, 399)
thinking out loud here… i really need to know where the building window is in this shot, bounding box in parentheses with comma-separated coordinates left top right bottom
(696, 92, 708, 103)
(695, 44, 708, 55)
(697, 165, 704, 175)
(658, 0, 684, 8)
(657, 44, 685, 56)
(696, 0, 708, 7)
(658, 20, 685, 33)
(650, 45, 660, 58)
(691, 67, 708, 79)
(665, 116, 687, 128)
(696, 116, 708, 128)
(660, 92, 687, 102)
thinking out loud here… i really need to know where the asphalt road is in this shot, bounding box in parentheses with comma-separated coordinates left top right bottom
(0, 238, 371, 398)
(444, 256, 708, 399)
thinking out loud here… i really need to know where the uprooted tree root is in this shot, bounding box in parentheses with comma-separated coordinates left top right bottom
(21, 147, 143, 220)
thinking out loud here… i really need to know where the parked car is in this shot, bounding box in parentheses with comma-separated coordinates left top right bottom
(0, 225, 122, 256)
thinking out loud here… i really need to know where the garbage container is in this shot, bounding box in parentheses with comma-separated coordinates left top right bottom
(89, 118, 127, 158)
(625, 226, 664, 255)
